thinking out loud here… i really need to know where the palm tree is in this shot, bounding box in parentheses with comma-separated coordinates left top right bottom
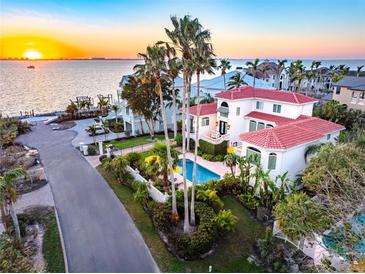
(101, 119, 109, 141)
(274, 60, 287, 90)
(246, 58, 260, 87)
(166, 15, 211, 232)
(309, 60, 321, 93)
(288, 60, 304, 91)
(259, 63, 271, 80)
(357, 65, 364, 77)
(87, 124, 98, 144)
(218, 59, 231, 90)
(166, 58, 181, 138)
(200, 92, 215, 104)
(137, 43, 179, 219)
(190, 41, 216, 225)
(112, 105, 119, 122)
(97, 95, 109, 115)
(305, 71, 314, 96)
(224, 153, 239, 176)
(227, 73, 247, 90)
(151, 142, 179, 191)
(0, 168, 26, 242)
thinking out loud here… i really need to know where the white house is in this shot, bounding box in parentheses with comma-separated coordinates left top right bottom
(188, 86, 345, 181)
(116, 75, 183, 136)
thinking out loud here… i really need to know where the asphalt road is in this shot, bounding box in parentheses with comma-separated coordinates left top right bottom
(17, 123, 159, 273)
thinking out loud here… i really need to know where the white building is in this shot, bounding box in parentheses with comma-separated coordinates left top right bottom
(189, 86, 345, 181)
(116, 75, 183, 136)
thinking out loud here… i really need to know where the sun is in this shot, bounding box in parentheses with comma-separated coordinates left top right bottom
(23, 49, 43, 59)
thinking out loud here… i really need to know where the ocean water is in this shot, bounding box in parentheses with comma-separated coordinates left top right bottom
(1, 59, 364, 117)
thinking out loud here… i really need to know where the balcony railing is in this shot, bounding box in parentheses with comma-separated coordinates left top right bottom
(201, 130, 229, 144)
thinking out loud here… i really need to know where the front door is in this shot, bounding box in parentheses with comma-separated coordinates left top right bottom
(219, 121, 227, 135)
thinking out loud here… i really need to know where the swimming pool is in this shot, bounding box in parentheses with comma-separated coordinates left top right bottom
(177, 159, 220, 184)
(323, 212, 365, 258)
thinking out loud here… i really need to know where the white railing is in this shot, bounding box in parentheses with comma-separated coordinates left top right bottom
(201, 130, 229, 144)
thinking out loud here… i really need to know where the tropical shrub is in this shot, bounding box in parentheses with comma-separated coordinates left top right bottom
(219, 173, 242, 195)
(133, 183, 149, 205)
(273, 192, 331, 241)
(214, 210, 238, 233)
(202, 153, 214, 161)
(0, 116, 31, 147)
(199, 139, 228, 156)
(213, 154, 224, 162)
(102, 155, 130, 183)
(87, 145, 97, 156)
(175, 133, 183, 146)
(196, 189, 223, 212)
(125, 152, 141, 169)
(238, 193, 260, 210)
(0, 233, 33, 272)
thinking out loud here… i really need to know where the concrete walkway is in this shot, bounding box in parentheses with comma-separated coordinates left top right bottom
(17, 123, 158, 273)
(70, 118, 125, 147)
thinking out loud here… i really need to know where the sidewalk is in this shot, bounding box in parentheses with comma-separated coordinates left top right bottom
(85, 142, 155, 168)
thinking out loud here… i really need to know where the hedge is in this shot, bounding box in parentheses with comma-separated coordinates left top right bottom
(199, 139, 228, 156)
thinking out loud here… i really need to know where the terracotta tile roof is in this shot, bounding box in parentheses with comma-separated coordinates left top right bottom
(240, 115, 345, 149)
(245, 111, 295, 125)
(189, 102, 217, 116)
(216, 86, 317, 104)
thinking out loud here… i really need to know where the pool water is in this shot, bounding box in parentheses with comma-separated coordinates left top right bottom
(323, 212, 365, 257)
(177, 159, 220, 184)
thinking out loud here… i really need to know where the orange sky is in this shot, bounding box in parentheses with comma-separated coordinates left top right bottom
(1, 0, 365, 59)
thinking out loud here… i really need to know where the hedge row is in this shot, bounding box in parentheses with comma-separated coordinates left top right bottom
(199, 139, 228, 156)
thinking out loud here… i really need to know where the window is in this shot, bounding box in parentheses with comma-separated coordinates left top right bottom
(126, 106, 130, 115)
(335, 86, 341, 95)
(246, 147, 261, 164)
(202, 117, 209, 127)
(266, 124, 274, 128)
(257, 122, 265, 130)
(249, 120, 257, 132)
(221, 102, 228, 107)
(361, 92, 365, 99)
(256, 101, 263, 110)
(268, 153, 277, 170)
(273, 104, 282, 113)
(236, 107, 240, 116)
(352, 91, 357, 98)
(327, 134, 331, 140)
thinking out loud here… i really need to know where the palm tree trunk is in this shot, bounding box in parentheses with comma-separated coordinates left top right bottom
(190, 71, 201, 226)
(9, 201, 21, 242)
(172, 82, 178, 139)
(157, 77, 178, 217)
(139, 117, 145, 135)
(223, 73, 226, 90)
(0, 202, 8, 231)
(186, 74, 192, 152)
(182, 71, 190, 233)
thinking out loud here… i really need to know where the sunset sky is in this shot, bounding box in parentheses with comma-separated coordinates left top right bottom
(1, 0, 365, 59)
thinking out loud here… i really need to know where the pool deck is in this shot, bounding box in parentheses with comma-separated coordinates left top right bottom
(175, 152, 230, 189)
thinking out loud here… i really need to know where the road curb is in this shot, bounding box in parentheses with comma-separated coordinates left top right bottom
(54, 207, 69, 273)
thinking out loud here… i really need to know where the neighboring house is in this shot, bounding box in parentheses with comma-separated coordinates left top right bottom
(116, 75, 183, 136)
(190, 70, 274, 96)
(188, 86, 345, 181)
(332, 76, 365, 111)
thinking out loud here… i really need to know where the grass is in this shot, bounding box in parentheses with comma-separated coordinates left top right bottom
(97, 166, 266, 272)
(105, 133, 172, 150)
(42, 212, 65, 273)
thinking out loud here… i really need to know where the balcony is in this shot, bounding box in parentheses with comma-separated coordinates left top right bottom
(233, 145, 243, 156)
(201, 130, 230, 144)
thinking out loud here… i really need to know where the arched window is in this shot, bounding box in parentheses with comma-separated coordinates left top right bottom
(246, 147, 261, 164)
(268, 153, 277, 170)
(249, 120, 257, 132)
(221, 102, 228, 107)
(266, 124, 274, 128)
(257, 122, 265, 130)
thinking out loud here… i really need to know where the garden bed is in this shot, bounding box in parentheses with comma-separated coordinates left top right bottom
(104, 133, 172, 150)
(97, 165, 265, 272)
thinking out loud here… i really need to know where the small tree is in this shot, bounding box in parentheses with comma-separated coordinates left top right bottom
(214, 209, 238, 233)
(112, 105, 120, 122)
(87, 125, 97, 144)
(0, 168, 26, 242)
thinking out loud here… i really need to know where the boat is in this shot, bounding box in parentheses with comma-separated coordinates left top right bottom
(27, 65, 35, 69)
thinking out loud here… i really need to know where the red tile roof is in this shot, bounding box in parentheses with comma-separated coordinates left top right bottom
(189, 102, 217, 116)
(216, 86, 317, 104)
(240, 115, 345, 149)
(245, 111, 295, 125)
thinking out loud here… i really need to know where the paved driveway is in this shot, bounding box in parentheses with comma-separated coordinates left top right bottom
(17, 123, 158, 273)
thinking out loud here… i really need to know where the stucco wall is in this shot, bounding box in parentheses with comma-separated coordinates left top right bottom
(333, 87, 365, 111)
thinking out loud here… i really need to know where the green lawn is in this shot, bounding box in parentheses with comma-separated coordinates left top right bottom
(97, 166, 266, 272)
(42, 212, 66, 273)
(105, 134, 171, 150)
